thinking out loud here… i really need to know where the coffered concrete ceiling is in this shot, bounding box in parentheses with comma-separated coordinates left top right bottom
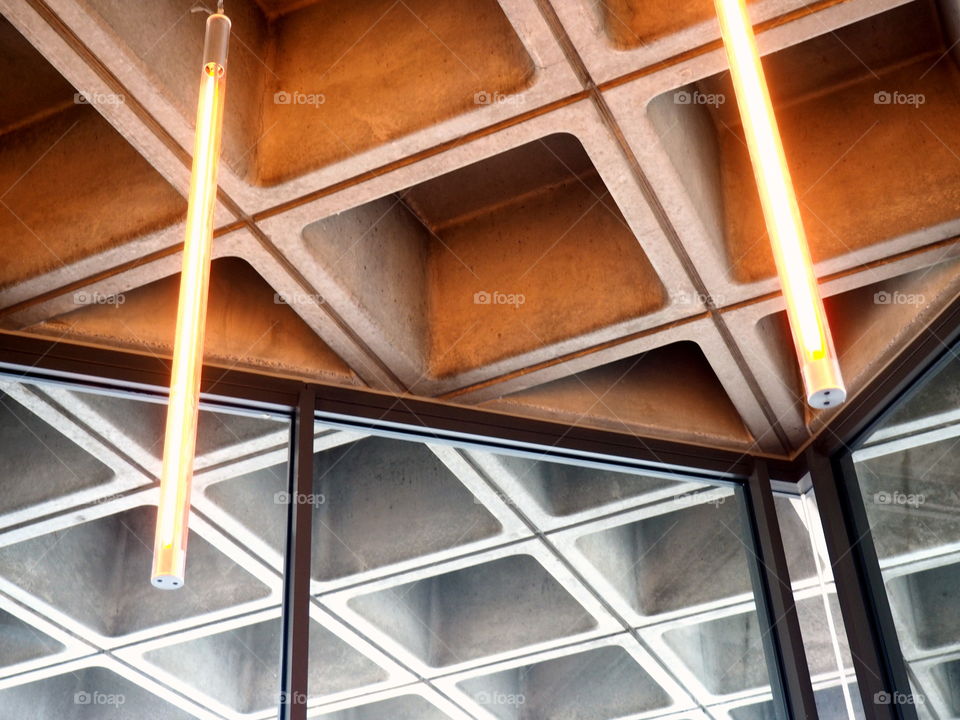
(2, 0, 960, 458)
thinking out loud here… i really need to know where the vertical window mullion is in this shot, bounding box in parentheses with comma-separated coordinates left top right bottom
(741, 459, 819, 720)
(807, 449, 917, 720)
(279, 386, 315, 720)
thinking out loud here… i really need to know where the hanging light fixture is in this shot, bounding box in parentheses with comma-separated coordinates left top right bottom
(714, 0, 846, 410)
(152, 2, 231, 589)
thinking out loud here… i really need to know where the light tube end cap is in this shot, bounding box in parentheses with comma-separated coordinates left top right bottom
(151, 573, 185, 590)
(808, 387, 846, 410)
(203, 13, 231, 68)
(151, 543, 186, 589)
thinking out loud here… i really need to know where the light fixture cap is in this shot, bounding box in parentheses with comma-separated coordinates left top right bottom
(808, 386, 846, 410)
(203, 13, 231, 69)
(803, 355, 847, 409)
(151, 543, 186, 590)
(151, 573, 185, 590)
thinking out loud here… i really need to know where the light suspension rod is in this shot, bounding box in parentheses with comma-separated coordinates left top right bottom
(715, 0, 846, 409)
(152, 8, 230, 589)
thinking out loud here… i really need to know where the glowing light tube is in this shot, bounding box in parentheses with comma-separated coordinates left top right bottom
(152, 11, 230, 589)
(714, 0, 845, 409)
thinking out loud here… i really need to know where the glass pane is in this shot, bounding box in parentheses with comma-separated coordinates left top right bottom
(0, 377, 289, 718)
(304, 427, 791, 718)
(772, 491, 863, 720)
(849, 351, 960, 720)
(725, 682, 865, 720)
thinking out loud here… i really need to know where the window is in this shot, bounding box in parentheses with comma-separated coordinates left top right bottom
(845, 349, 960, 720)
(0, 377, 289, 718)
(0, 341, 830, 719)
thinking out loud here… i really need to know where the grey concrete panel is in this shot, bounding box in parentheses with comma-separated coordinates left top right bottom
(0, 505, 273, 642)
(140, 615, 388, 715)
(346, 552, 600, 669)
(886, 560, 960, 655)
(0, 608, 65, 670)
(0, 390, 117, 517)
(311, 694, 454, 720)
(457, 644, 673, 720)
(0, 665, 202, 720)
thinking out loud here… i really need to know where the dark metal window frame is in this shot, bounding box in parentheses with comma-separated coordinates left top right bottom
(3, 290, 959, 720)
(801, 297, 960, 720)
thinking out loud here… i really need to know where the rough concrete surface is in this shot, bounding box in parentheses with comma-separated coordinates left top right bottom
(2, 0, 958, 458)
